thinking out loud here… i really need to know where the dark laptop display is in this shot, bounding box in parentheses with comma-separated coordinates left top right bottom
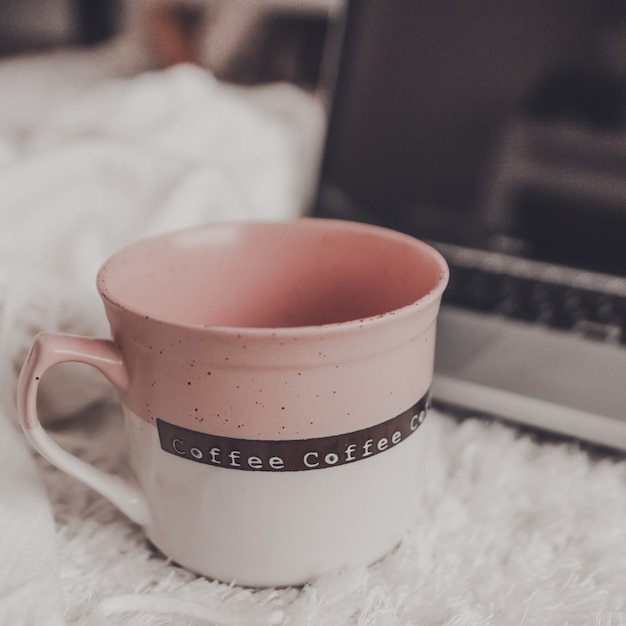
(312, 0, 626, 448)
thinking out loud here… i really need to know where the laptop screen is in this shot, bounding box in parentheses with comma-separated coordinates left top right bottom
(313, 0, 626, 280)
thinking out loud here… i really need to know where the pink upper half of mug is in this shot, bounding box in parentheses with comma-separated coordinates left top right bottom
(97, 219, 449, 438)
(99, 218, 448, 331)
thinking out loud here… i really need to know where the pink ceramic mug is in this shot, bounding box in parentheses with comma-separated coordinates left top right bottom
(18, 218, 448, 587)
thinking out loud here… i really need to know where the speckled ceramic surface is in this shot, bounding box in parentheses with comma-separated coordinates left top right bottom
(18, 218, 448, 587)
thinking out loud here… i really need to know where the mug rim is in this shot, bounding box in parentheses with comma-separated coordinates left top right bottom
(96, 218, 449, 337)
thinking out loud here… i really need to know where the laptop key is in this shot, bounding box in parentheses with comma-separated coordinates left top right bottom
(495, 276, 525, 319)
(584, 292, 621, 327)
(552, 287, 587, 330)
(525, 281, 554, 323)
(465, 271, 498, 311)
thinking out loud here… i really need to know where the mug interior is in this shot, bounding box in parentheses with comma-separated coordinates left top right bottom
(98, 220, 447, 329)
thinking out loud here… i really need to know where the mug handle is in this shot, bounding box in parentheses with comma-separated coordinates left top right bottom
(17, 332, 151, 526)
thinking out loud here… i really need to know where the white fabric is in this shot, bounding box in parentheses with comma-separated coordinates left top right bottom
(0, 43, 321, 625)
(0, 417, 65, 626)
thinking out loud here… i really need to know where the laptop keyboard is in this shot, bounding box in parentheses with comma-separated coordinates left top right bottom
(434, 241, 626, 345)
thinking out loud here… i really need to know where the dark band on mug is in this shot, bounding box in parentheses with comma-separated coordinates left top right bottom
(156, 391, 431, 472)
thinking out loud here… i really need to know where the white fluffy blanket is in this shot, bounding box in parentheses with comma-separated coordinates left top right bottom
(1, 42, 626, 626)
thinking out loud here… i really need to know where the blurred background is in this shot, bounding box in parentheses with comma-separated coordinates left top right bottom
(0, 0, 337, 87)
(2, 0, 626, 278)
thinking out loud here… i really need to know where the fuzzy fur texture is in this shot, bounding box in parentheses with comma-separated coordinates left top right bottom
(46, 404, 626, 625)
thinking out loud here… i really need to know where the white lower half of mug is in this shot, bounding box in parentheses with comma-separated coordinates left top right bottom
(124, 408, 426, 588)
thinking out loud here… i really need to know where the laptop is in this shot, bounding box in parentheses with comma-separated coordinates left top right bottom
(311, 0, 626, 450)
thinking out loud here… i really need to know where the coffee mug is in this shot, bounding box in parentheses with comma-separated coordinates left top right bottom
(18, 218, 448, 587)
